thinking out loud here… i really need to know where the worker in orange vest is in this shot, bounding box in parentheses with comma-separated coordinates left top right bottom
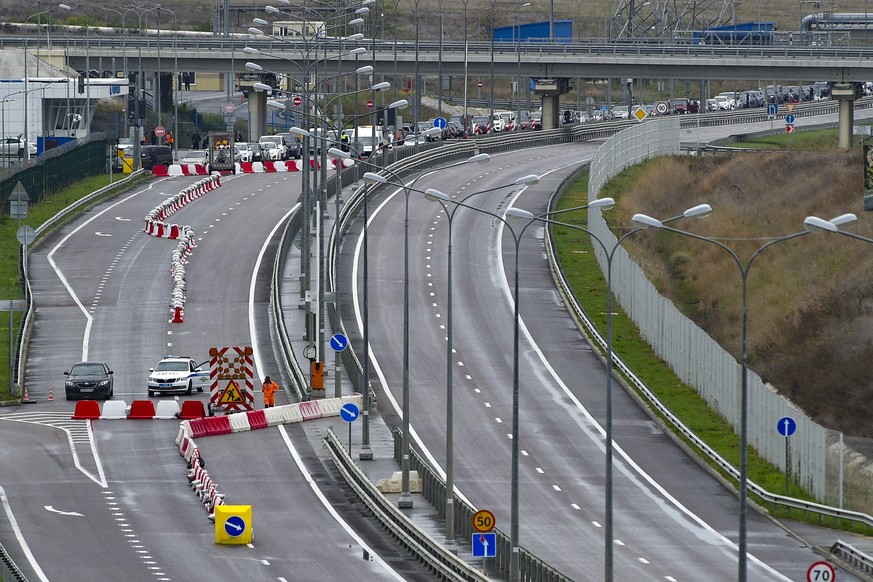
(262, 376, 279, 408)
(166, 131, 174, 146)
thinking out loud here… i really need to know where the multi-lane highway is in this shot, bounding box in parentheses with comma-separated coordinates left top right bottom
(0, 107, 870, 581)
(0, 171, 421, 581)
(344, 139, 856, 580)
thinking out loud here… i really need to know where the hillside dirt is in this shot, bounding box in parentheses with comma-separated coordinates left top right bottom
(607, 151, 873, 438)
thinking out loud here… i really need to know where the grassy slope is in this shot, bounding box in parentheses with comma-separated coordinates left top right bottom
(553, 129, 873, 527)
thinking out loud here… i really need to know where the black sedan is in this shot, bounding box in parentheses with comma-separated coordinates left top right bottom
(64, 361, 114, 400)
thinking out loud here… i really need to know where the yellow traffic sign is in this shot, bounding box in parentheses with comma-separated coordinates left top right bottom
(786, 102, 797, 114)
(632, 106, 648, 122)
(219, 380, 244, 403)
(473, 509, 496, 533)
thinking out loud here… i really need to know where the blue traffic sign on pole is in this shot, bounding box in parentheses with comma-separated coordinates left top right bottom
(767, 103, 778, 117)
(472, 533, 497, 558)
(433, 117, 447, 129)
(341, 403, 360, 423)
(329, 333, 349, 352)
(785, 113, 796, 124)
(777, 416, 797, 437)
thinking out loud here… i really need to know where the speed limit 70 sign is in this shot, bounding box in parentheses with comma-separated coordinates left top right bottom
(807, 561, 835, 582)
(472, 509, 495, 533)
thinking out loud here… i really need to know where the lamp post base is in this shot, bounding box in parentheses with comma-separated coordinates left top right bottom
(398, 492, 413, 509)
(358, 445, 373, 461)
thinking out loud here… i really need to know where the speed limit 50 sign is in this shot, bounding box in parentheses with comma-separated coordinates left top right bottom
(472, 509, 495, 533)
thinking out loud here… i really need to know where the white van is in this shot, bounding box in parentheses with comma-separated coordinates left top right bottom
(341, 126, 385, 157)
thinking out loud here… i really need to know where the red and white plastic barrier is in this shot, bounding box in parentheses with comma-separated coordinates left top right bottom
(234, 158, 354, 174)
(141, 175, 220, 323)
(173, 394, 362, 520)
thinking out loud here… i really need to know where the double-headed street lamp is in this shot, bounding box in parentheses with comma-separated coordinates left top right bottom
(506, 202, 711, 581)
(423, 172, 570, 550)
(629, 210, 855, 582)
(23, 4, 71, 161)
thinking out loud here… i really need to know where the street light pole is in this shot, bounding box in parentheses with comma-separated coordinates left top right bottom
(630, 211, 837, 582)
(23, 5, 71, 161)
(507, 201, 711, 581)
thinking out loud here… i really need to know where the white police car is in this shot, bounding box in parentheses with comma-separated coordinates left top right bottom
(147, 356, 210, 397)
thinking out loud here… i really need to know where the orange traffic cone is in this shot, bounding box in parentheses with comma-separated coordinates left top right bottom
(21, 385, 33, 403)
(48, 387, 54, 401)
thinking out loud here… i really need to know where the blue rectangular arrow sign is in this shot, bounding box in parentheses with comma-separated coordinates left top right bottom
(472, 533, 497, 558)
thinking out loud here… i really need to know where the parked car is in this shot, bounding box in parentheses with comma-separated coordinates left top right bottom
(471, 116, 490, 134)
(251, 142, 266, 162)
(234, 142, 254, 163)
(670, 98, 690, 114)
(1, 136, 37, 159)
(611, 105, 629, 120)
(276, 133, 302, 158)
(65, 361, 114, 400)
(179, 150, 209, 166)
(140, 145, 173, 170)
(147, 356, 210, 397)
(258, 135, 288, 160)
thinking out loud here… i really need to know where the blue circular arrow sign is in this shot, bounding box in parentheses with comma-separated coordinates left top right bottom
(777, 416, 797, 437)
(785, 113, 796, 124)
(329, 333, 349, 352)
(433, 117, 447, 129)
(340, 403, 360, 423)
(224, 515, 246, 537)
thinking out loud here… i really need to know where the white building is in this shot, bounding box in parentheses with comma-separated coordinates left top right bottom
(0, 48, 128, 151)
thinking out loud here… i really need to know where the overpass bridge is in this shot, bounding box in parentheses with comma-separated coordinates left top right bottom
(5, 33, 872, 138)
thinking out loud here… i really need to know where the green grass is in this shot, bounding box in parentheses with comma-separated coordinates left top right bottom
(734, 125, 870, 151)
(553, 173, 873, 534)
(0, 174, 125, 402)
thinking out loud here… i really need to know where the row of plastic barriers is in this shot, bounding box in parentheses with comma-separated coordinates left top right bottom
(237, 157, 354, 174)
(173, 394, 363, 519)
(71, 399, 209, 420)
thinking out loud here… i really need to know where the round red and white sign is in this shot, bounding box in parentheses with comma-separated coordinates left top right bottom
(292, 95, 302, 107)
(477, 80, 483, 88)
(807, 561, 835, 582)
(225, 102, 234, 113)
(154, 126, 166, 138)
(655, 101, 669, 115)
(366, 99, 374, 109)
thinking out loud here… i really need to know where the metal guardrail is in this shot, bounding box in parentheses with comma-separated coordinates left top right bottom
(540, 118, 873, 579)
(16, 169, 146, 395)
(323, 429, 490, 582)
(831, 540, 873, 577)
(388, 429, 572, 581)
(0, 539, 27, 582)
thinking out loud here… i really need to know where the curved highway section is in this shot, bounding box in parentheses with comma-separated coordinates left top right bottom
(0, 172, 418, 581)
(342, 123, 868, 580)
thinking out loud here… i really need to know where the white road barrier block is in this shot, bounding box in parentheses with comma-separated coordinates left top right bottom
(264, 407, 285, 426)
(318, 398, 342, 417)
(228, 411, 252, 432)
(155, 400, 181, 419)
(279, 403, 304, 424)
(101, 400, 128, 419)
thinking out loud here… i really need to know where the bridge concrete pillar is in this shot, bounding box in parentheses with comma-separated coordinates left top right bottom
(249, 90, 268, 142)
(838, 99, 854, 150)
(533, 78, 570, 130)
(542, 95, 560, 130)
(831, 83, 857, 150)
